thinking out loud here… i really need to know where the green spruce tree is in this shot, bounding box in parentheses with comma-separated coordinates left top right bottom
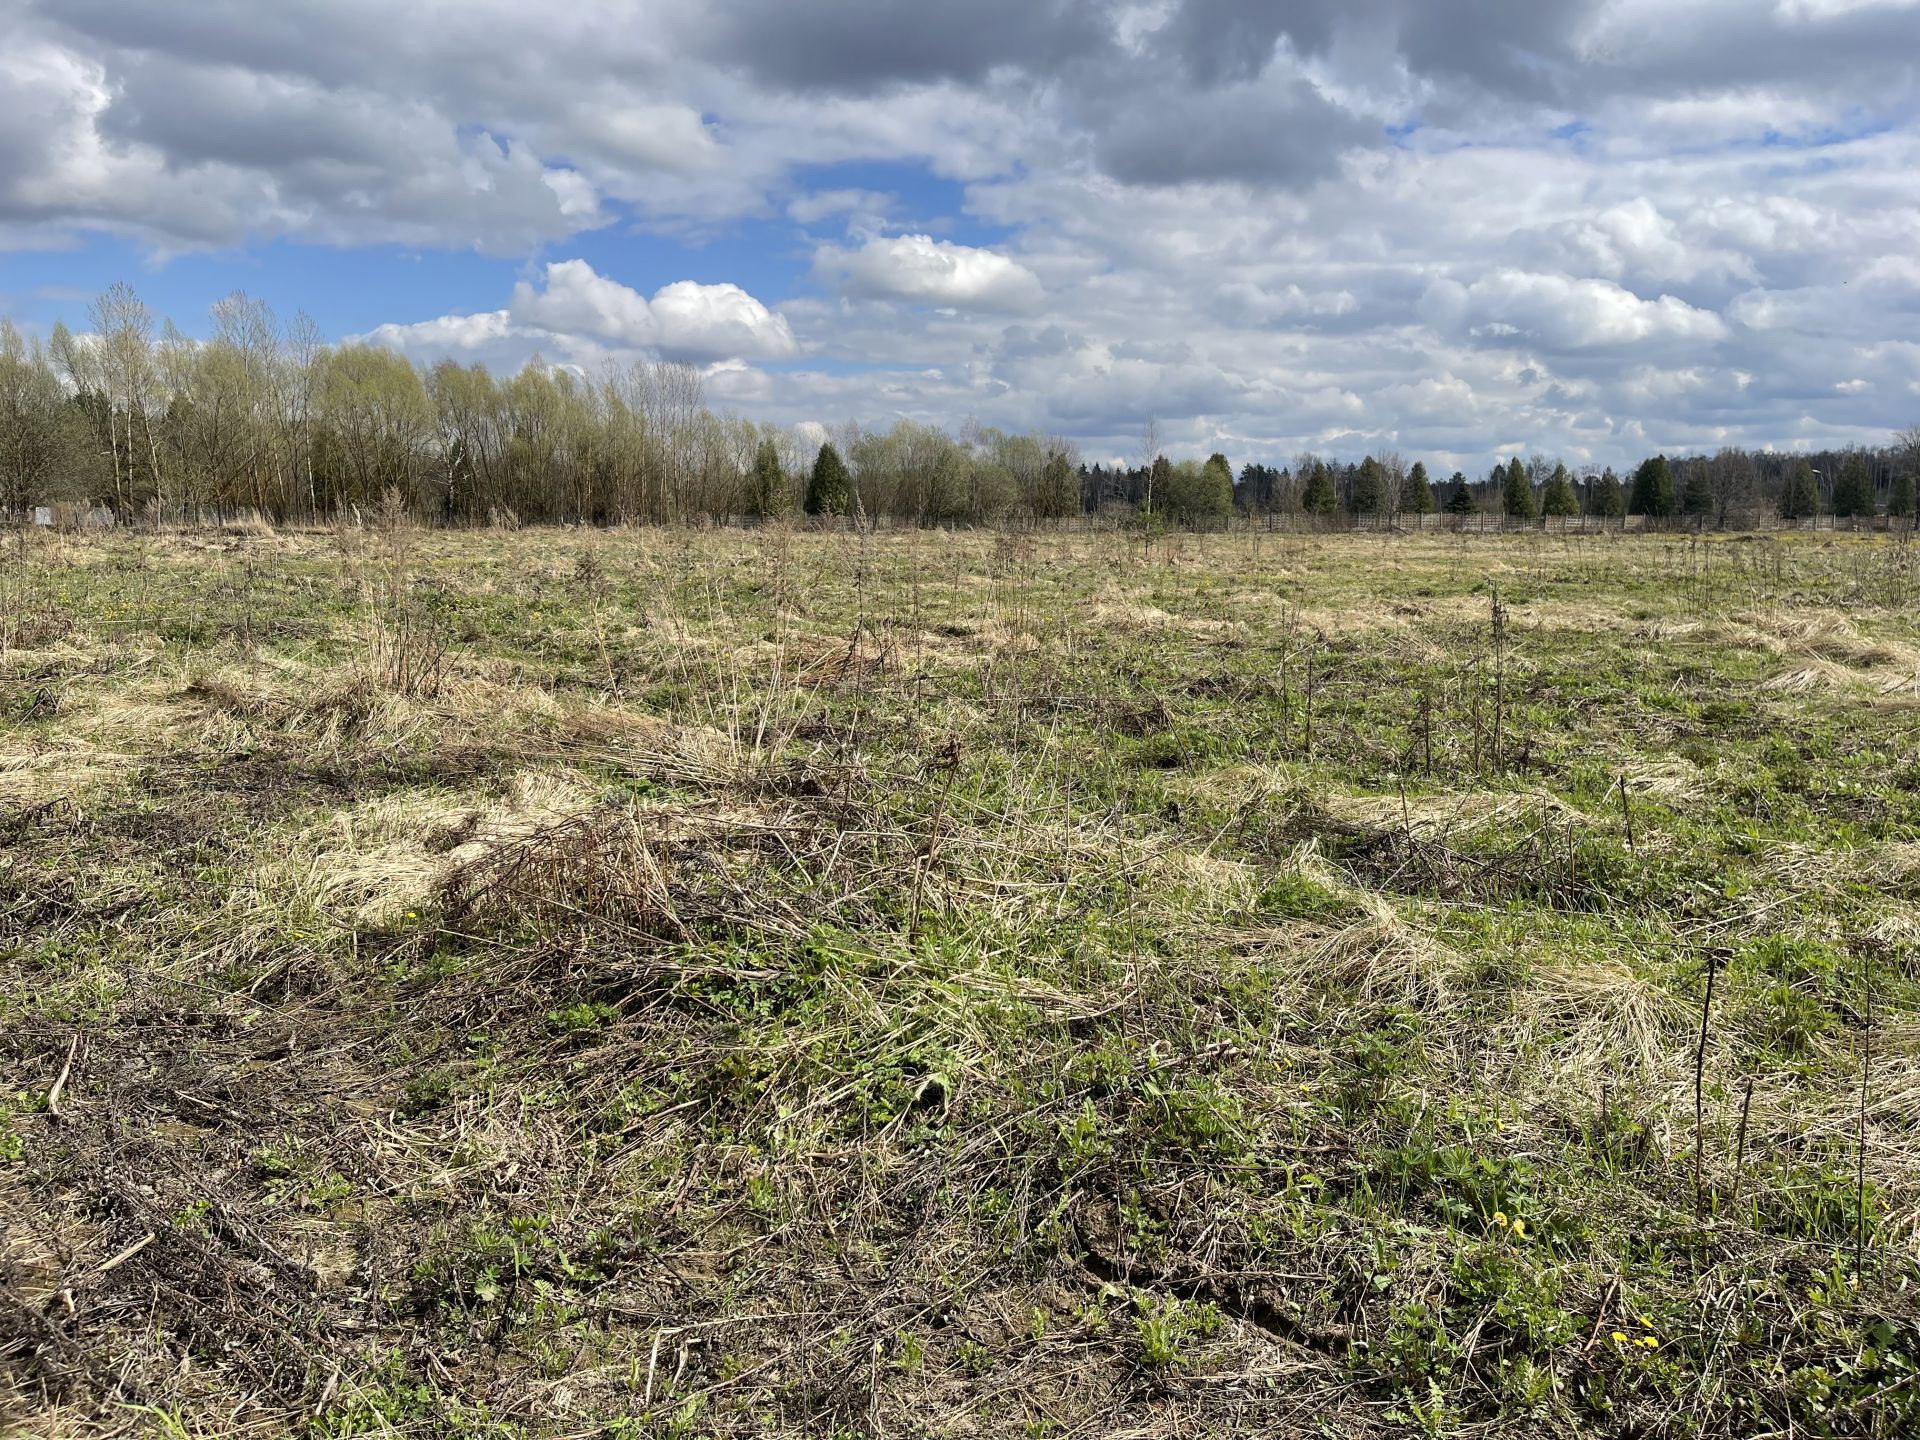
(1629, 455, 1677, 519)
(804, 441, 851, 517)
(1404, 461, 1435, 515)
(1351, 456, 1384, 517)
(1502, 457, 1537, 519)
(1779, 461, 1820, 522)
(749, 438, 789, 517)
(1444, 472, 1476, 514)
(1301, 461, 1338, 516)
(1591, 468, 1625, 518)
(1889, 468, 1916, 521)
(1832, 454, 1872, 520)
(1541, 463, 1580, 518)
(1681, 464, 1713, 525)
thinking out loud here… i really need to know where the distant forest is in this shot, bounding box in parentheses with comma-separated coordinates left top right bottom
(3, 284, 1916, 528)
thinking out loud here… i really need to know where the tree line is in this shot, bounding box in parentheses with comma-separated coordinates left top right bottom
(2, 283, 1915, 529)
(1088, 447, 1919, 528)
(0, 284, 1092, 526)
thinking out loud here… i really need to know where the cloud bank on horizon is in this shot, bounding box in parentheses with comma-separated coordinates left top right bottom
(2, 0, 1918, 470)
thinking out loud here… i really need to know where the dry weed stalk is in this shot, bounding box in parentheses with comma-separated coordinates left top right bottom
(1694, 947, 1722, 1220)
(360, 486, 452, 699)
(1489, 579, 1508, 772)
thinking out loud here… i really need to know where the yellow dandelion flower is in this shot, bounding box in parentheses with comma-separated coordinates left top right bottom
(1641, 1337, 1659, 1349)
(1491, 1211, 1509, 1228)
(1611, 1331, 1629, 1345)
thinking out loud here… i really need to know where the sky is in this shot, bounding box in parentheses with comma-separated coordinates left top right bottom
(1, 0, 1917, 473)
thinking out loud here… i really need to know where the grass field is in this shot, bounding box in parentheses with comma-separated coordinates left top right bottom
(4, 520, 1920, 1438)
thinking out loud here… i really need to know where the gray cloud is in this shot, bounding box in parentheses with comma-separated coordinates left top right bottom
(1090, 74, 1377, 186)
(1397, 0, 1601, 99)
(1152, 0, 1309, 87)
(1585, 0, 1920, 99)
(701, 0, 1112, 93)
(94, 52, 430, 171)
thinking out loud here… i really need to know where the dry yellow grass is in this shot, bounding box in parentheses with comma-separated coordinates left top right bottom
(5, 521, 1920, 1438)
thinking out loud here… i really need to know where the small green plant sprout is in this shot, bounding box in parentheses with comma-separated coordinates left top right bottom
(892, 1329, 925, 1371)
(955, 1338, 994, 1376)
(1061, 1098, 1111, 1165)
(1133, 1296, 1222, 1368)
(1135, 1302, 1186, 1368)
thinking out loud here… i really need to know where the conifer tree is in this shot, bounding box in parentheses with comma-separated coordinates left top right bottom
(1682, 464, 1713, 523)
(1591, 468, 1625, 518)
(1404, 460, 1435, 515)
(1779, 461, 1820, 522)
(749, 438, 789, 517)
(1541, 463, 1580, 517)
(805, 441, 851, 516)
(1351, 456, 1384, 515)
(1444, 472, 1476, 514)
(1832, 454, 1872, 518)
(1629, 455, 1677, 518)
(1502, 457, 1536, 518)
(1301, 461, 1338, 515)
(1889, 469, 1916, 521)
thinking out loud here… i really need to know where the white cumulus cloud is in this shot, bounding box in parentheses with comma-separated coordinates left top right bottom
(1424, 270, 1729, 351)
(507, 260, 796, 360)
(363, 260, 796, 367)
(816, 234, 1045, 311)
(646, 279, 799, 360)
